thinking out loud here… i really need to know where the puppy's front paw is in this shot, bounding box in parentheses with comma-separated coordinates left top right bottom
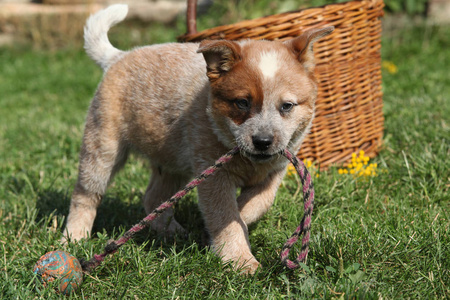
(60, 226, 90, 244)
(59, 233, 84, 246)
(220, 249, 261, 275)
(236, 256, 261, 275)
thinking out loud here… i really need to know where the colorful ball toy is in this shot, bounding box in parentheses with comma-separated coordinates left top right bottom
(33, 250, 83, 294)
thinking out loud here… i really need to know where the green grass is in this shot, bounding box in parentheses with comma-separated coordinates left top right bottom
(1, 13, 449, 300)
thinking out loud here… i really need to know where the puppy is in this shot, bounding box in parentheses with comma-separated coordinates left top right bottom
(63, 4, 333, 274)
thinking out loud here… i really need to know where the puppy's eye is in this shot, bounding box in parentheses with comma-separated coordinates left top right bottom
(234, 98, 250, 111)
(280, 102, 295, 113)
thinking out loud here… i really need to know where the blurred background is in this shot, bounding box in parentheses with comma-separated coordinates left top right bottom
(0, 0, 448, 49)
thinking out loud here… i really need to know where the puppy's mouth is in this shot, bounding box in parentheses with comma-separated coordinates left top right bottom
(243, 151, 277, 162)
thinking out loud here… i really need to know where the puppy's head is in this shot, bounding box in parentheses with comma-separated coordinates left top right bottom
(198, 27, 334, 163)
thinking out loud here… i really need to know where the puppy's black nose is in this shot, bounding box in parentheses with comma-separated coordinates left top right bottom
(252, 135, 273, 151)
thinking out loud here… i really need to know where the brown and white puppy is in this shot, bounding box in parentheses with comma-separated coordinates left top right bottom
(63, 4, 333, 274)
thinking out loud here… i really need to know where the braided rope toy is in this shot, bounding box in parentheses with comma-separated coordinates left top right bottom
(33, 147, 314, 293)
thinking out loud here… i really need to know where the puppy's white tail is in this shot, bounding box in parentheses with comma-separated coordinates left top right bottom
(84, 4, 128, 70)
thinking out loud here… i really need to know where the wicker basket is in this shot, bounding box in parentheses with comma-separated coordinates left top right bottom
(179, 0, 384, 168)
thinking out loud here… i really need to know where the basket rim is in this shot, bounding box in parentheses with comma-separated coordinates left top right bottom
(180, 0, 384, 41)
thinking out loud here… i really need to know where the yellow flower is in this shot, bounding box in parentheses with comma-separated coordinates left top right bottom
(382, 61, 398, 74)
(303, 158, 313, 168)
(338, 150, 379, 178)
(286, 164, 296, 176)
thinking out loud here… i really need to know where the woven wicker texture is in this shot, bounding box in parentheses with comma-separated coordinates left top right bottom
(179, 0, 385, 168)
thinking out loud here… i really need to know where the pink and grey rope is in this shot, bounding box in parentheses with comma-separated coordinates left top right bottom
(80, 147, 314, 273)
(280, 149, 314, 269)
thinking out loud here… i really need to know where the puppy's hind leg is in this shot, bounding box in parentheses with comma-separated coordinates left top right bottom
(63, 111, 129, 242)
(143, 169, 188, 237)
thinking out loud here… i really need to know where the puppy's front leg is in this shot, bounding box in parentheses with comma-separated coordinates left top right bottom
(197, 172, 260, 274)
(238, 170, 285, 226)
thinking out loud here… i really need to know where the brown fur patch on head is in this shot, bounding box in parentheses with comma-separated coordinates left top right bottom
(208, 51, 264, 125)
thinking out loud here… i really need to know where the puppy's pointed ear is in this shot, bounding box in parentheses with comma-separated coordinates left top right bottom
(197, 40, 241, 81)
(284, 26, 334, 73)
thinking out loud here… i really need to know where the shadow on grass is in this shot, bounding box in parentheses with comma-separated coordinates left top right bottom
(35, 188, 206, 249)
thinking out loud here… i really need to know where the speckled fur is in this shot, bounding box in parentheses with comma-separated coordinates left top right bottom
(63, 4, 333, 274)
